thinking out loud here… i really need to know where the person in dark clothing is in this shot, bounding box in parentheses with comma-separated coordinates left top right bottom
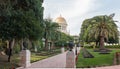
(77, 43, 80, 47)
(68, 41, 74, 51)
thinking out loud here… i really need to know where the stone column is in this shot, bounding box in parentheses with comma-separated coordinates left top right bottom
(61, 47, 65, 53)
(66, 50, 75, 68)
(20, 50, 31, 68)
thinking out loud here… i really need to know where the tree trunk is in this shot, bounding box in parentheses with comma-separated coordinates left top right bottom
(20, 39, 24, 51)
(45, 39, 48, 50)
(100, 36, 105, 50)
(8, 39, 15, 62)
(51, 41, 54, 49)
(95, 41, 97, 47)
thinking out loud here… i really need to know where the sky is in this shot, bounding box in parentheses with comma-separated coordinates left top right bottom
(43, 0, 120, 36)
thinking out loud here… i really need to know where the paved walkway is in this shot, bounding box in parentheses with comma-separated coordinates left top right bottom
(17, 47, 81, 69)
(17, 52, 67, 69)
(17, 47, 120, 69)
(28, 52, 66, 68)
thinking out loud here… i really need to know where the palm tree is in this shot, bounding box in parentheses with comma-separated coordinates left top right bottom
(80, 18, 99, 46)
(80, 19, 94, 42)
(50, 31, 61, 49)
(89, 15, 118, 50)
(43, 19, 60, 50)
(80, 15, 118, 51)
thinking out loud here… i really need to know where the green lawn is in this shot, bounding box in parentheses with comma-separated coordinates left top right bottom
(31, 53, 49, 63)
(76, 49, 120, 68)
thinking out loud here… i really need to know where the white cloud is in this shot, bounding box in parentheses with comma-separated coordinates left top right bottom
(54, 0, 97, 18)
(59, 0, 98, 35)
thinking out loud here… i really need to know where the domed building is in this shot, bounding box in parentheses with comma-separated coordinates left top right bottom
(55, 15, 68, 34)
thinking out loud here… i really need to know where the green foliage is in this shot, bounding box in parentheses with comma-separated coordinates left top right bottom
(105, 45, 120, 48)
(55, 40, 67, 47)
(0, 0, 44, 41)
(0, 0, 44, 62)
(81, 48, 94, 58)
(80, 15, 118, 43)
(13, 43, 20, 54)
(43, 19, 60, 48)
(30, 40, 44, 52)
(43, 19, 60, 41)
(84, 45, 120, 49)
(60, 32, 74, 41)
(55, 32, 74, 47)
(84, 46, 99, 49)
(107, 37, 119, 43)
(31, 53, 48, 63)
(0, 40, 6, 51)
(80, 15, 118, 50)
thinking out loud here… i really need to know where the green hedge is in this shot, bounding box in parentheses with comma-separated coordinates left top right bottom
(84, 45, 120, 49)
(84, 46, 99, 48)
(105, 45, 120, 48)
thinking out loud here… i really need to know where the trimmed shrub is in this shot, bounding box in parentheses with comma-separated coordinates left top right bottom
(105, 45, 120, 48)
(81, 48, 94, 58)
(84, 45, 120, 49)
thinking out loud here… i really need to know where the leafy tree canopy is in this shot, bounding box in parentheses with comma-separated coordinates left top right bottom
(0, 0, 44, 41)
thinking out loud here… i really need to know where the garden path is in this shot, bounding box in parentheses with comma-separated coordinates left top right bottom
(17, 51, 67, 69)
(28, 52, 67, 68)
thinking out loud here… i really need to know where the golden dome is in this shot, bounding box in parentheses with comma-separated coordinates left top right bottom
(55, 15, 67, 25)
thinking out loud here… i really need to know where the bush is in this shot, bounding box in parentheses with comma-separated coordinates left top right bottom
(84, 46, 99, 48)
(13, 44, 20, 54)
(105, 45, 120, 48)
(81, 48, 94, 58)
(55, 41, 68, 47)
(84, 45, 120, 49)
